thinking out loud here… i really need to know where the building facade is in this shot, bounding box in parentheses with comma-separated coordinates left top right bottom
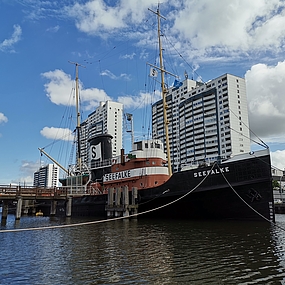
(152, 73, 250, 172)
(33, 164, 59, 187)
(79, 100, 123, 166)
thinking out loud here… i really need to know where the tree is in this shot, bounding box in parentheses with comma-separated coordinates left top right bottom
(273, 180, 281, 190)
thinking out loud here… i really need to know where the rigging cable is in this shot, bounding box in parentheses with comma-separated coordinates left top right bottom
(163, 33, 206, 83)
(228, 107, 268, 149)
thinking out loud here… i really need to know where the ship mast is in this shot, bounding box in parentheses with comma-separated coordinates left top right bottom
(69, 61, 85, 171)
(39, 62, 86, 176)
(148, 5, 172, 176)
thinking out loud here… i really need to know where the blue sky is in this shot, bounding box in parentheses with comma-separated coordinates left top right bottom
(1, 0, 285, 185)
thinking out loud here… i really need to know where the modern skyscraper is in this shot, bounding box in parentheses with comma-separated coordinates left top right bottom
(152, 73, 250, 172)
(33, 164, 59, 187)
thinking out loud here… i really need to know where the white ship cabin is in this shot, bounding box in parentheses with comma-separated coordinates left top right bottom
(130, 139, 166, 159)
(112, 139, 167, 165)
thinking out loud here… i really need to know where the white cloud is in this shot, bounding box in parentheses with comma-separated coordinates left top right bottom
(100, 69, 131, 80)
(41, 69, 156, 111)
(46, 25, 60, 33)
(171, 0, 285, 59)
(20, 0, 62, 21)
(65, 0, 157, 35)
(0, 24, 22, 52)
(63, 1, 285, 63)
(41, 69, 111, 110)
(41, 69, 164, 111)
(120, 52, 136, 60)
(0, 113, 8, 123)
(118, 90, 161, 109)
(40, 127, 75, 141)
(271, 150, 285, 170)
(10, 1, 285, 65)
(245, 60, 285, 141)
(13, 160, 41, 185)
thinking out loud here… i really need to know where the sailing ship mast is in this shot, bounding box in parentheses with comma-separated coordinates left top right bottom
(69, 61, 85, 171)
(39, 62, 87, 179)
(148, 5, 172, 176)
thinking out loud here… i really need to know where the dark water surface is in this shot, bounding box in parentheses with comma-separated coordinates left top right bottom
(1, 214, 285, 284)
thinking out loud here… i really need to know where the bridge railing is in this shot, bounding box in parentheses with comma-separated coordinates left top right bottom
(0, 184, 98, 197)
(0, 186, 68, 197)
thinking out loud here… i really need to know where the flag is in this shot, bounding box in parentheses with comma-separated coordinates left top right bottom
(173, 79, 183, 88)
(150, 68, 158, 77)
(90, 143, 102, 160)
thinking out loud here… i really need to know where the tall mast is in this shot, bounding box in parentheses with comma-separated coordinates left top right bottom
(126, 113, 134, 150)
(69, 61, 85, 169)
(149, 5, 172, 176)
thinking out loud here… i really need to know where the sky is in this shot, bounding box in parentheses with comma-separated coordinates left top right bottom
(1, 0, 285, 185)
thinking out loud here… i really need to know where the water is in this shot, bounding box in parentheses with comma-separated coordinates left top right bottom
(1, 215, 285, 284)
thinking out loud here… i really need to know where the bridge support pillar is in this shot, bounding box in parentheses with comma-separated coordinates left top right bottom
(23, 200, 29, 215)
(115, 187, 122, 217)
(132, 187, 138, 217)
(15, 197, 23, 220)
(1, 201, 9, 220)
(50, 200, 57, 216)
(106, 188, 114, 217)
(66, 196, 72, 217)
(123, 186, 129, 217)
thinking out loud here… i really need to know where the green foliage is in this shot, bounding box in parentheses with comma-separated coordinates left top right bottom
(273, 180, 281, 189)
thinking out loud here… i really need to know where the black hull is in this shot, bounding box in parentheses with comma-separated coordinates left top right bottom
(138, 152, 274, 222)
(39, 151, 275, 222)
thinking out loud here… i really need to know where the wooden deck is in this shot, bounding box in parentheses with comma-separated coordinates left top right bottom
(0, 185, 68, 200)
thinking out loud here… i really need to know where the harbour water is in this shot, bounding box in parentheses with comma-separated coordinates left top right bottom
(1, 214, 285, 284)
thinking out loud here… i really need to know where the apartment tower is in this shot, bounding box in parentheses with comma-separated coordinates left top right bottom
(152, 73, 250, 172)
(79, 100, 123, 166)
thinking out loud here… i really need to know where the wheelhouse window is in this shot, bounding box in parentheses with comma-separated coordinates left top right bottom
(136, 142, 142, 150)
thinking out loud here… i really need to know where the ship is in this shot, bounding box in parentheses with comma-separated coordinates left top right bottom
(38, 6, 275, 222)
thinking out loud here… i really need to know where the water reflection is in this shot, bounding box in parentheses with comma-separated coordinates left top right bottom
(0, 215, 285, 284)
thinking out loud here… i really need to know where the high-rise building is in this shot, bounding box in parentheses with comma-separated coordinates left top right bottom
(33, 164, 59, 187)
(152, 73, 250, 172)
(79, 100, 123, 166)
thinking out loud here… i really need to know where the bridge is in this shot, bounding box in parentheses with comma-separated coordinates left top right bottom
(0, 185, 68, 200)
(0, 185, 87, 220)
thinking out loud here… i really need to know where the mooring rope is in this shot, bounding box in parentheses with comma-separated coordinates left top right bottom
(1, 161, 285, 233)
(0, 163, 217, 233)
(216, 163, 285, 232)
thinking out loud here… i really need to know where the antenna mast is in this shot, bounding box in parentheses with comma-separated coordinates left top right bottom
(148, 5, 172, 176)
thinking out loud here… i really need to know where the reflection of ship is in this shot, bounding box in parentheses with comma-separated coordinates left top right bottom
(39, 6, 275, 222)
